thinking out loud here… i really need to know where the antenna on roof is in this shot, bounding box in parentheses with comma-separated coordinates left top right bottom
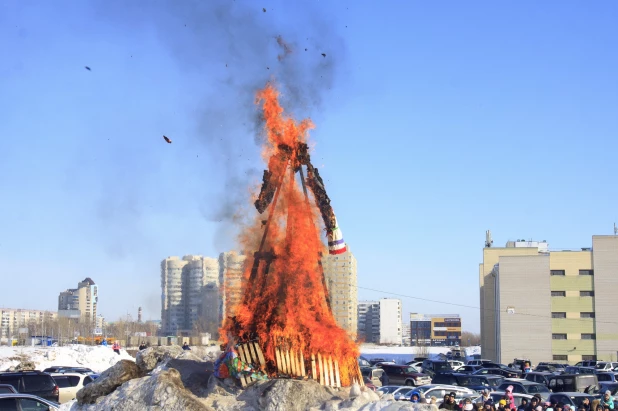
(485, 230, 493, 248)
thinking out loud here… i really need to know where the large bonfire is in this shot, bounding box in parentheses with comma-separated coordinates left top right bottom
(222, 83, 360, 386)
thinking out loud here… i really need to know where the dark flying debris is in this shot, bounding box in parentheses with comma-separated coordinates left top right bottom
(321, 53, 326, 58)
(163, 135, 172, 144)
(84, 66, 91, 71)
(263, 8, 266, 12)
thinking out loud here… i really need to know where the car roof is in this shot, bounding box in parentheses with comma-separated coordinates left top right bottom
(503, 379, 538, 385)
(0, 371, 48, 376)
(550, 392, 593, 397)
(528, 372, 553, 375)
(50, 373, 85, 377)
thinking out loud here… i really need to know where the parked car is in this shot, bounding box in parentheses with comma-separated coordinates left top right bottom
(50, 373, 96, 403)
(421, 360, 455, 377)
(377, 385, 406, 395)
(564, 366, 596, 375)
(498, 380, 550, 400)
(599, 382, 618, 396)
(368, 358, 388, 366)
(458, 365, 484, 374)
(360, 367, 385, 388)
(0, 384, 17, 394)
(358, 357, 371, 367)
(431, 373, 504, 392)
(405, 361, 424, 372)
(363, 376, 377, 392)
(548, 392, 597, 409)
(595, 362, 618, 372)
(378, 364, 432, 386)
(467, 360, 492, 367)
(43, 366, 95, 376)
(476, 391, 533, 407)
(595, 373, 618, 383)
(509, 359, 532, 372)
(534, 364, 564, 374)
(0, 371, 59, 403)
(547, 374, 599, 393)
(391, 387, 418, 401)
(525, 372, 554, 386)
(480, 362, 523, 378)
(474, 368, 520, 379)
(0, 393, 60, 410)
(575, 361, 600, 368)
(406, 384, 478, 403)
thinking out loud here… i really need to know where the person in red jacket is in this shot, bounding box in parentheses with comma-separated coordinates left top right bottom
(112, 341, 121, 355)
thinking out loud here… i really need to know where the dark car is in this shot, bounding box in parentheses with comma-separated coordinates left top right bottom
(548, 392, 597, 409)
(0, 371, 59, 402)
(547, 374, 599, 393)
(599, 382, 618, 395)
(534, 364, 565, 374)
(595, 373, 618, 383)
(0, 393, 59, 411)
(474, 368, 521, 379)
(498, 380, 551, 400)
(0, 385, 17, 394)
(481, 362, 523, 377)
(525, 372, 554, 386)
(378, 364, 432, 386)
(432, 373, 504, 392)
(458, 365, 484, 374)
(421, 360, 455, 377)
(565, 366, 596, 375)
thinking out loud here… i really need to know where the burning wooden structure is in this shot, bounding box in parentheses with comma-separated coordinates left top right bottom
(223, 84, 361, 387)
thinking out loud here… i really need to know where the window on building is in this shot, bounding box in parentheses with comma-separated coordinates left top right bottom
(553, 355, 568, 361)
(551, 270, 566, 276)
(580, 312, 595, 318)
(552, 312, 566, 318)
(581, 334, 596, 340)
(579, 270, 594, 276)
(582, 355, 597, 361)
(580, 291, 595, 297)
(551, 291, 566, 297)
(552, 334, 567, 340)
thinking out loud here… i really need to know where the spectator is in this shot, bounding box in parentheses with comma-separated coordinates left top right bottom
(380, 371, 389, 386)
(441, 393, 458, 410)
(411, 392, 420, 403)
(431, 396, 437, 405)
(498, 400, 508, 411)
(519, 399, 529, 411)
(112, 341, 120, 355)
(528, 397, 541, 411)
(581, 397, 591, 411)
(182, 342, 191, 351)
(138, 342, 147, 351)
(481, 390, 491, 404)
(601, 391, 615, 410)
(505, 386, 516, 410)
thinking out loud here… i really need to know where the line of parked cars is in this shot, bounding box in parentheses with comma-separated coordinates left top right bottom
(0, 366, 99, 410)
(360, 357, 618, 406)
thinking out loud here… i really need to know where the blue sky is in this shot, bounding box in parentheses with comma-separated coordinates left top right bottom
(2, 1, 617, 333)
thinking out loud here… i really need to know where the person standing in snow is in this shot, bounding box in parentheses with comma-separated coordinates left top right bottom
(112, 341, 121, 355)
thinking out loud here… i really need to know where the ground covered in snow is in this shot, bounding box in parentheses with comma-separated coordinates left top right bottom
(0, 344, 135, 373)
(359, 344, 481, 364)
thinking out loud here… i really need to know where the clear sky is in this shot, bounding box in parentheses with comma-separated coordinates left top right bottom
(2, 1, 617, 333)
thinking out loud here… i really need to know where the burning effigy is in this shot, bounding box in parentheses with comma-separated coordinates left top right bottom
(221, 83, 361, 388)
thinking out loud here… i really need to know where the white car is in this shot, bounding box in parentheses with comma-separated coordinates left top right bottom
(407, 384, 478, 403)
(51, 373, 96, 403)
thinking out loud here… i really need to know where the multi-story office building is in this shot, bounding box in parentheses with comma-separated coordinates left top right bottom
(0, 308, 57, 342)
(322, 248, 358, 338)
(58, 278, 98, 324)
(410, 313, 462, 346)
(480, 235, 618, 364)
(358, 299, 402, 345)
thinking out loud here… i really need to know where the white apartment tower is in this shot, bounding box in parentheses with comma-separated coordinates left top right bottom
(219, 251, 246, 324)
(357, 298, 403, 345)
(322, 248, 358, 338)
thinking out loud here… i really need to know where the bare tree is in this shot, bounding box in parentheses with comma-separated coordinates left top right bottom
(461, 331, 480, 346)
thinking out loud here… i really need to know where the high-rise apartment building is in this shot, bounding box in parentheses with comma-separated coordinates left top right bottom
(58, 278, 98, 324)
(219, 251, 246, 324)
(0, 309, 57, 342)
(357, 299, 402, 345)
(410, 313, 461, 346)
(160, 255, 219, 335)
(322, 248, 358, 338)
(480, 235, 618, 364)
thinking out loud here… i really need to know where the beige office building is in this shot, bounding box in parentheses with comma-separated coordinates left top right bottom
(480, 235, 618, 364)
(322, 248, 358, 338)
(219, 251, 246, 324)
(1, 308, 57, 342)
(58, 278, 98, 324)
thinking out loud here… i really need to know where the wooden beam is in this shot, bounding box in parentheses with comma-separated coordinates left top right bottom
(317, 353, 324, 386)
(328, 355, 335, 387)
(253, 342, 266, 368)
(299, 351, 306, 378)
(285, 349, 292, 376)
(334, 359, 341, 388)
(236, 345, 250, 386)
(311, 353, 317, 381)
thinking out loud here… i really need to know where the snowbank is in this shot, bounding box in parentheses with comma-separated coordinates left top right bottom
(359, 344, 481, 365)
(0, 345, 134, 373)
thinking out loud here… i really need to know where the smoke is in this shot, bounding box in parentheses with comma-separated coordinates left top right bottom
(95, 0, 346, 228)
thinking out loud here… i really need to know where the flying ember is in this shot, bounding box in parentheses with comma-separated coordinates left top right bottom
(221, 83, 360, 387)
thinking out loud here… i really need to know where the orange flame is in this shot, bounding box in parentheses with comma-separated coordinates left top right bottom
(223, 83, 359, 386)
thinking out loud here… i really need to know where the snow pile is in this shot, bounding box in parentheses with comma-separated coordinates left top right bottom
(360, 344, 482, 365)
(0, 345, 134, 373)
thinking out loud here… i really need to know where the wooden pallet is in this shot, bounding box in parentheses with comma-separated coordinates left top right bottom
(236, 341, 266, 387)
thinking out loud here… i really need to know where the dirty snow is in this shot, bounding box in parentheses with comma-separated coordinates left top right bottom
(360, 344, 481, 365)
(0, 344, 134, 373)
